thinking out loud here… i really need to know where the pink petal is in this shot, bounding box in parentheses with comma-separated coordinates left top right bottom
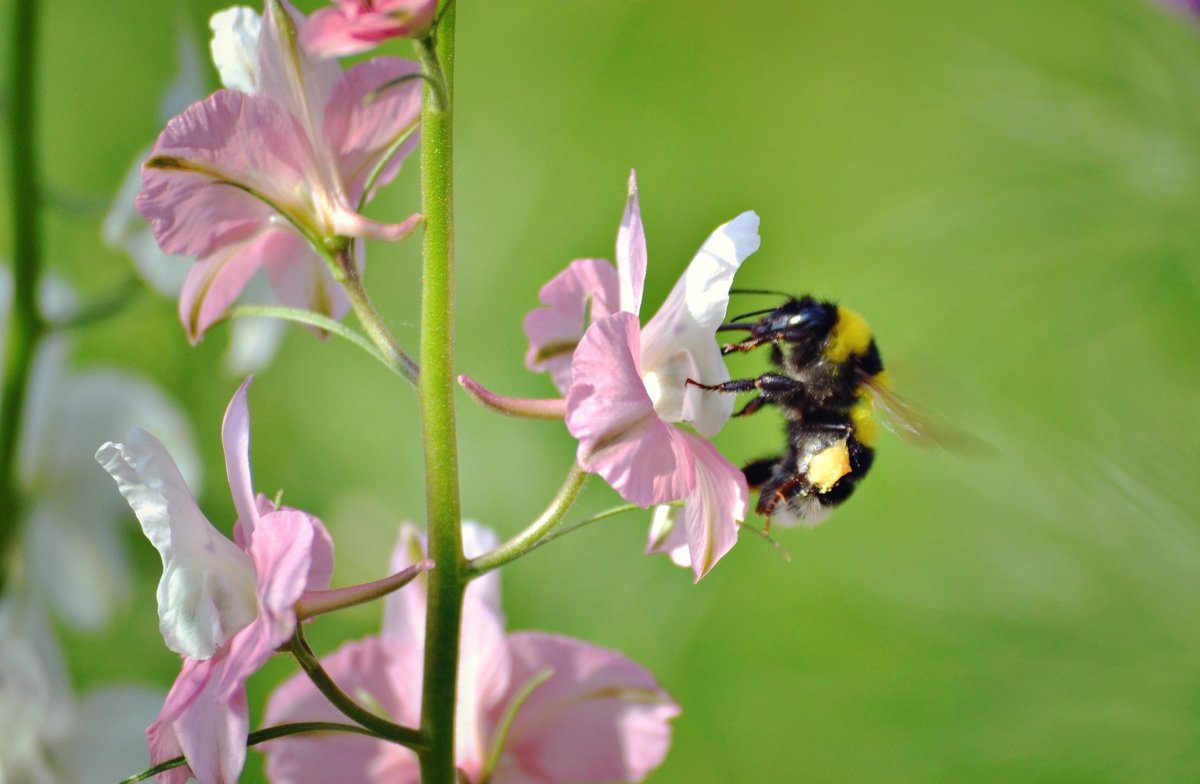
(493, 632, 680, 784)
(263, 638, 422, 784)
(178, 230, 281, 344)
(256, 0, 340, 158)
(615, 170, 647, 316)
(325, 57, 422, 206)
(221, 378, 258, 540)
(566, 313, 696, 506)
(260, 231, 350, 322)
(148, 650, 249, 784)
(248, 510, 323, 642)
(676, 431, 747, 580)
(137, 90, 315, 259)
(523, 258, 620, 394)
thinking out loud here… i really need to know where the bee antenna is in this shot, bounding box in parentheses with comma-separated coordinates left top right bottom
(727, 306, 779, 323)
(730, 287, 794, 298)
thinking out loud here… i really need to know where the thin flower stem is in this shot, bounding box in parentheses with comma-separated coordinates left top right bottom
(0, 0, 46, 589)
(415, 4, 464, 782)
(221, 303, 401, 372)
(333, 245, 421, 384)
(466, 464, 589, 579)
(287, 630, 427, 750)
(116, 721, 382, 784)
(479, 668, 554, 784)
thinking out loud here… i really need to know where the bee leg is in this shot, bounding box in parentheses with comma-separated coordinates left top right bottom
(687, 373, 806, 404)
(757, 473, 806, 522)
(733, 396, 767, 417)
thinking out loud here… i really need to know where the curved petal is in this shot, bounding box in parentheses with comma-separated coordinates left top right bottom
(494, 632, 680, 783)
(209, 6, 262, 93)
(137, 89, 316, 259)
(523, 258, 619, 394)
(456, 525, 509, 774)
(677, 431, 747, 580)
(325, 57, 422, 206)
(645, 505, 692, 569)
(222, 378, 258, 540)
(640, 210, 761, 436)
(148, 652, 246, 784)
(566, 313, 696, 506)
(616, 170, 647, 316)
(179, 228, 288, 344)
(95, 431, 256, 659)
(263, 638, 421, 784)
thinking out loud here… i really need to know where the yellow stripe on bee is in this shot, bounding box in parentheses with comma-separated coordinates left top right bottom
(807, 441, 853, 492)
(825, 306, 873, 363)
(850, 396, 879, 447)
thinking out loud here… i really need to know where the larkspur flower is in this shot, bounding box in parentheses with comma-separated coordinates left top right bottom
(302, 0, 438, 58)
(262, 522, 680, 784)
(136, 0, 423, 343)
(524, 171, 760, 579)
(96, 379, 335, 784)
(105, 28, 286, 373)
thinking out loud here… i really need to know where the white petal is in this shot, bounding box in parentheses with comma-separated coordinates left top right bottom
(161, 32, 205, 121)
(209, 6, 262, 93)
(640, 211, 761, 436)
(96, 430, 256, 659)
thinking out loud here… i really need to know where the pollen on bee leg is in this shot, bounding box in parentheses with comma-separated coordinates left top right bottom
(805, 441, 852, 492)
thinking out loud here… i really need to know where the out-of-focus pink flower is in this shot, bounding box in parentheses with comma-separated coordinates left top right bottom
(1163, 0, 1200, 17)
(137, 0, 422, 343)
(262, 522, 679, 784)
(303, 0, 438, 58)
(96, 379, 334, 784)
(525, 171, 760, 579)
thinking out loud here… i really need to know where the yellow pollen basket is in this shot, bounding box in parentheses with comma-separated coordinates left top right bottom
(807, 441, 853, 492)
(825, 306, 873, 363)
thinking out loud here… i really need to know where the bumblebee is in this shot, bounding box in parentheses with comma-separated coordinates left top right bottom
(689, 294, 916, 527)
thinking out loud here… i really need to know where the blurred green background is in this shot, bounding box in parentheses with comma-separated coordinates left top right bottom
(3, 0, 1200, 781)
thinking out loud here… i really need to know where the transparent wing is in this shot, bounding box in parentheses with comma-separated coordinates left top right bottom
(861, 372, 989, 453)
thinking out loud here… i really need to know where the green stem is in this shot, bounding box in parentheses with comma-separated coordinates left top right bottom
(332, 245, 420, 384)
(0, 0, 46, 590)
(117, 721, 382, 784)
(415, 4, 463, 783)
(466, 464, 588, 579)
(288, 631, 426, 750)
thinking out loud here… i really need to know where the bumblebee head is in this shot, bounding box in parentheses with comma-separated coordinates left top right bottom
(723, 296, 838, 348)
(723, 295, 880, 371)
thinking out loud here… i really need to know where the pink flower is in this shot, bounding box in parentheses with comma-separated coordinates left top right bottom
(303, 0, 438, 58)
(137, 0, 422, 343)
(96, 379, 334, 784)
(525, 171, 760, 579)
(262, 523, 679, 784)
